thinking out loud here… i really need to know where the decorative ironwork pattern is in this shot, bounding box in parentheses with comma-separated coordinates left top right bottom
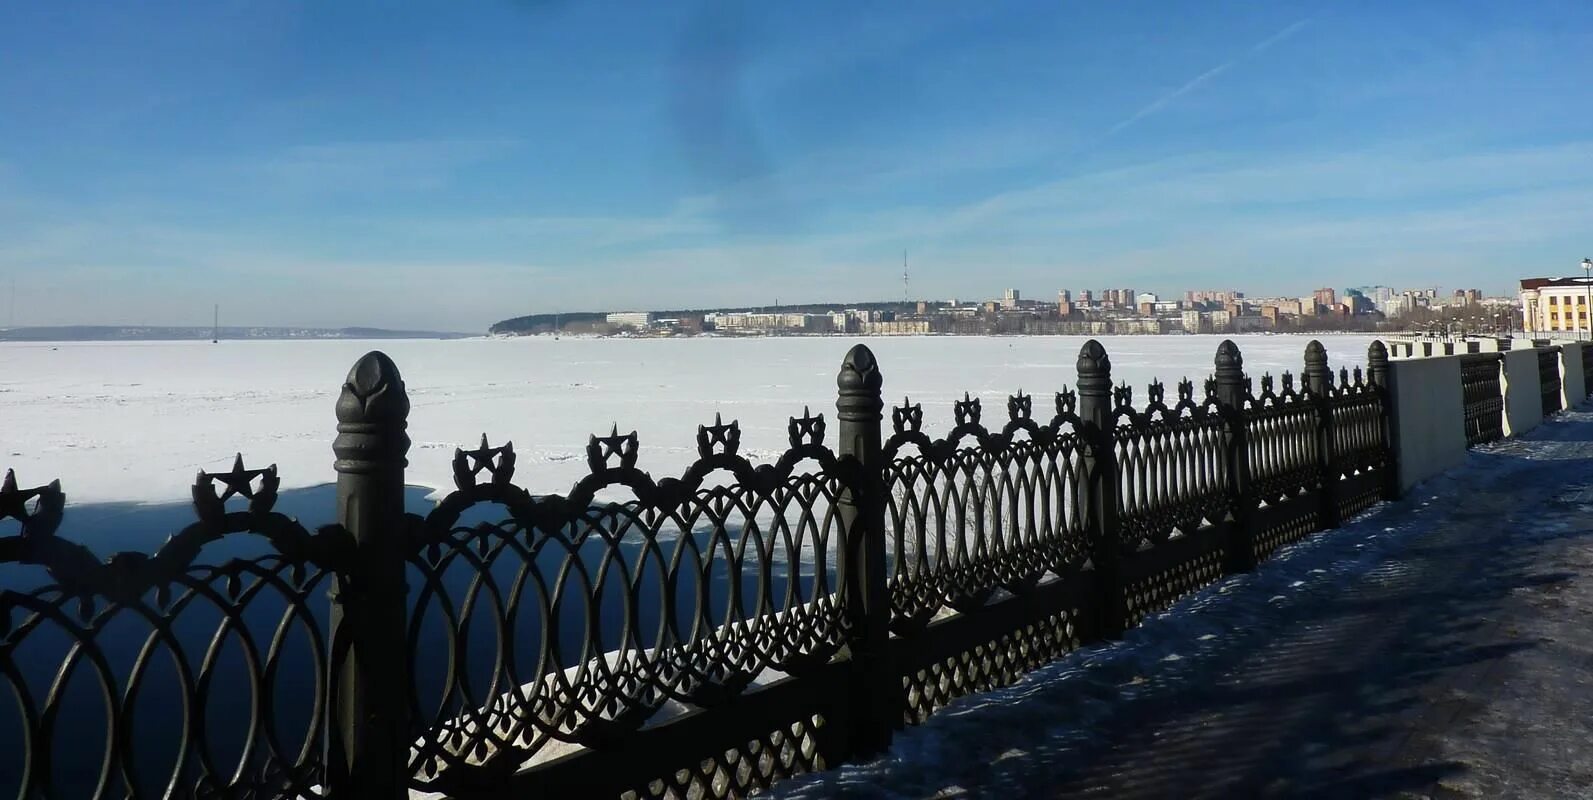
(1252, 500, 1319, 563)
(899, 606, 1081, 725)
(1460, 353, 1505, 446)
(1336, 476, 1384, 522)
(621, 714, 828, 800)
(1328, 367, 1387, 478)
(0, 462, 346, 799)
(1111, 380, 1230, 554)
(1583, 345, 1593, 399)
(403, 417, 858, 792)
(1539, 348, 1563, 417)
(1123, 546, 1225, 628)
(0, 341, 1404, 800)
(1244, 373, 1321, 504)
(880, 391, 1089, 634)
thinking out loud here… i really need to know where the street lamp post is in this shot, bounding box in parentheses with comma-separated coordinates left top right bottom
(1583, 257, 1592, 342)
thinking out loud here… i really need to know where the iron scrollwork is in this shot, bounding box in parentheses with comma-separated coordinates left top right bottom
(1111, 379, 1230, 554)
(404, 412, 861, 787)
(880, 389, 1089, 636)
(0, 461, 346, 799)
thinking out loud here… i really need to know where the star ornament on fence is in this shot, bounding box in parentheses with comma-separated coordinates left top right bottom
(787, 407, 827, 448)
(696, 414, 741, 458)
(892, 398, 924, 435)
(587, 425, 640, 472)
(202, 454, 272, 503)
(953, 393, 982, 427)
(1112, 383, 1134, 409)
(1146, 380, 1166, 406)
(195, 454, 280, 521)
(0, 470, 64, 538)
(1055, 388, 1077, 417)
(452, 434, 516, 489)
(0, 470, 37, 523)
(1007, 390, 1032, 422)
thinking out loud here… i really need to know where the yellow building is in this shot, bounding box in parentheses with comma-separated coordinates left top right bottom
(1520, 277, 1593, 336)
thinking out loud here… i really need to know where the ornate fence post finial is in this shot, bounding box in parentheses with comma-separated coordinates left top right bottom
(329, 351, 411, 799)
(1214, 339, 1246, 409)
(1301, 340, 1340, 529)
(1074, 340, 1125, 640)
(1368, 340, 1390, 389)
(833, 344, 893, 759)
(1304, 339, 1331, 396)
(836, 344, 885, 430)
(1367, 340, 1401, 500)
(1213, 339, 1257, 573)
(1076, 339, 1113, 432)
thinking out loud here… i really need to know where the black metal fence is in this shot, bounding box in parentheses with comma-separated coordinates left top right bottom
(0, 339, 1395, 799)
(1460, 353, 1505, 446)
(1539, 349, 1564, 417)
(1583, 345, 1593, 399)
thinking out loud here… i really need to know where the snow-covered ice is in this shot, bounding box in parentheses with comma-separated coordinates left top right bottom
(0, 334, 1376, 506)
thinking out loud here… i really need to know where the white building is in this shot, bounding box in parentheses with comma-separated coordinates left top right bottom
(1001, 288, 1021, 309)
(606, 311, 655, 329)
(1520, 277, 1593, 337)
(709, 312, 835, 333)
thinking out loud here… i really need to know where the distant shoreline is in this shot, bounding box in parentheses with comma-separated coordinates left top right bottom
(489, 329, 1390, 340)
(0, 325, 474, 342)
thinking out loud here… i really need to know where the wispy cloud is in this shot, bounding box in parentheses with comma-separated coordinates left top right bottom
(194, 138, 521, 197)
(1104, 16, 1313, 138)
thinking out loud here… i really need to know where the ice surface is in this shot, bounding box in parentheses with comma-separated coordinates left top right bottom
(0, 334, 1377, 506)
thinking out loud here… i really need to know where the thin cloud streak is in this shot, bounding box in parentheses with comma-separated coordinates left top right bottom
(1104, 16, 1312, 139)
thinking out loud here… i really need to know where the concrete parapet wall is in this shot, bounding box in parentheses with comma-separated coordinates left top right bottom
(1560, 343, 1586, 409)
(1387, 356, 1467, 494)
(1502, 349, 1545, 437)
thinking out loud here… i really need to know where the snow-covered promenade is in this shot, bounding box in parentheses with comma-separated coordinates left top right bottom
(773, 410, 1593, 799)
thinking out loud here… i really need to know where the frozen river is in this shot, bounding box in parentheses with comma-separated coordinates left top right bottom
(0, 333, 1378, 506)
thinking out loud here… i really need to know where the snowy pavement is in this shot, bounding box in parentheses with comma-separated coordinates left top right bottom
(770, 409, 1593, 799)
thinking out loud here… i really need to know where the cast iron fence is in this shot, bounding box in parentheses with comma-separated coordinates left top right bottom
(1582, 345, 1593, 400)
(1539, 348, 1564, 417)
(0, 339, 1395, 800)
(1460, 353, 1505, 446)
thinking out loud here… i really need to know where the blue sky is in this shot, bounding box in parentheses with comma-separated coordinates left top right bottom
(1, 1, 1590, 331)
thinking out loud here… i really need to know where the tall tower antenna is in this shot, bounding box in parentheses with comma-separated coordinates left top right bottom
(903, 250, 910, 304)
(212, 304, 219, 344)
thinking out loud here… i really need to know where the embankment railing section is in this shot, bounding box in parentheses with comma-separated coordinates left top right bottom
(1460, 353, 1506, 446)
(1582, 345, 1593, 399)
(0, 339, 1395, 799)
(1540, 348, 1564, 417)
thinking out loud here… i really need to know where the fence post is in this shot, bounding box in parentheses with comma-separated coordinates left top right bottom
(1367, 341, 1401, 500)
(834, 344, 894, 758)
(1303, 340, 1339, 530)
(1213, 340, 1256, 574)
(1075, 340, 1125, 639)
(328, 352, 412, 799)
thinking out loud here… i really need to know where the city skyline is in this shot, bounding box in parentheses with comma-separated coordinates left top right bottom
(2, 2, 1591, 330)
